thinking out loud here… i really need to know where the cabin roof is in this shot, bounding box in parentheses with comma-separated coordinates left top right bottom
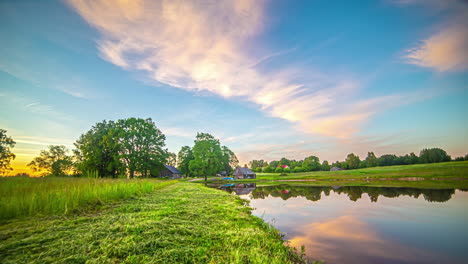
(235, 167, 255, 175)
(164, 165, 182, 174)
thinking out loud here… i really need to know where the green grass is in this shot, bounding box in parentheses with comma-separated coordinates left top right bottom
(0, 182, 309, 264)
(0, 176, 177, 221)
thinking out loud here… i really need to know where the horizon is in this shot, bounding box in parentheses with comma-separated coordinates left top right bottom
(1, 0, 467, 175)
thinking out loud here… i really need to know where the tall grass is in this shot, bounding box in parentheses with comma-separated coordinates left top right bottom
(0, 176, 176, 221)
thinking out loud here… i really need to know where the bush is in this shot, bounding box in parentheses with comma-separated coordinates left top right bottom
(275, 167, 283, 173)
(293, 167, 303, 173)
(283, 167, 291, 173)
(263, 166, 273, 173)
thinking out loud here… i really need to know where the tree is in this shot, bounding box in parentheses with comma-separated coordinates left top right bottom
(321, 160, 331, 171)
(116, 118, 168, 178)
(275, 167, 283, 173)
(74, 120, 122, 178)
(167, 152, 177, 166)
(190, 133, 223, 181)
(303, 156, 320, 171)
(279, 157, 291, 167)
(263, 166, 273, 173)
(419, 148, 451, 164)
(0, 129, 16, 175)
(177, 146, 194, 176)
(378, 154, 397, 166)
(269, 160, 279, 168)
(365, 152, 378, 167)
(409, 152, 419, 164)
(345, 153, 361, 169)
(283, 167, 291, 173)
(221, 146, 238, 175)
(28, 145, 73, 176)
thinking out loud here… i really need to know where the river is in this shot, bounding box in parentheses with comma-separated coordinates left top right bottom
(210, 183, 468, 264)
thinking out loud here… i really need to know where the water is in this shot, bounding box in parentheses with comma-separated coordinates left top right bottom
(210, 183, 468, 264)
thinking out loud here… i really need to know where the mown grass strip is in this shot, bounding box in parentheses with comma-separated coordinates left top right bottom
(0, 182, 307, 264)
(0, 177, 176, 221)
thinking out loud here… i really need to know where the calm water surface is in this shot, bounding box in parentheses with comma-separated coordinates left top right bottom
(211, 183, 468, 264)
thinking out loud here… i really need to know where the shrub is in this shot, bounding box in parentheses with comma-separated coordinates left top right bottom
(275, 167, 283, 173)
(293, 167, 304, 173)
(283, 167, 291, 173)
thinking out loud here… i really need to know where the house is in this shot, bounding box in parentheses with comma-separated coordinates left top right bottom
(330, 166, 344, 171)
(233, 183, 256, 195)
(279, 165, 289, 169)
(233, 167, 256, 179)
(159, 165, 182, 179)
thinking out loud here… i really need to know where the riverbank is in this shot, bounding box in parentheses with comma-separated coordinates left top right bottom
(0, 182, 307, 264)
(196, 161, 468, 189)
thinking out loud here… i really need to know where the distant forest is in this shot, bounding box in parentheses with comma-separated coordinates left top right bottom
(248, 148, 468, 173)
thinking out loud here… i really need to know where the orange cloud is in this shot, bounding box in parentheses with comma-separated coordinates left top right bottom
(406, 23, 468, 72)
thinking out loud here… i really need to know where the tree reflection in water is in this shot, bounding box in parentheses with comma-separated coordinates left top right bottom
(247, 185, 456, 203)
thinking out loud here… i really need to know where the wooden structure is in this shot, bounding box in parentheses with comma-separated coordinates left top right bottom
(159, 165, 182, 179)
(330, 166, 344, 171)
(233, 167, 256, 179)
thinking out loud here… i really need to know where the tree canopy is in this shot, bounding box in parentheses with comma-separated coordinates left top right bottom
(28, 145, 73, 176)
(0, 129, 16, 174)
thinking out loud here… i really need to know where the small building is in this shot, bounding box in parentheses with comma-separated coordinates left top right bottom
(233, 167, 256, 179)
(159, 165, 182, 179)
(219, 171, 227, 177)
(330, 166, 344, 171)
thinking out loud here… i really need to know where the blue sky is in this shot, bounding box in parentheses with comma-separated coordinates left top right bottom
(1, 0, 467, 173)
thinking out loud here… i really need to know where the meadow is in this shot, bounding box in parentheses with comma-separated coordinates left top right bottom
(0, 177, 176, 221)
(0, 182, 309, 264)
(256, 161, 468, 180)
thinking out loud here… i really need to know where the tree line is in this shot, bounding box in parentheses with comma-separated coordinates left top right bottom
(0, 118, 238, 178)
(248, 148, 468, 173)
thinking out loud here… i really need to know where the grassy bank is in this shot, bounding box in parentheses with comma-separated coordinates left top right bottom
(0, 177, 176, 221)
(200, 161, 468, 188)
(0, 182, 307, 264)
(257, 161, 468, 180)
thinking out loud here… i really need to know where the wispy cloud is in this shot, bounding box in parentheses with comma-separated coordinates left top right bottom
(405, 23, 468, 72)
(68, 0, 414, 138)
(401, 0, 468, 72)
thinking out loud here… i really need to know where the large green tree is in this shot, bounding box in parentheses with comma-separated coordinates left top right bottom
(345, 153, 361, 169)
(321, 160, 331, 171)
(116, 118, 168, 178)
(74, 120, 122, 178)
(177, 146, 194, 176)
(28, 145, 73, 176)
(189, 133, 223, 181)
(0, 129, 16, 175)
(419, 148, 451, 164)
(303, 156, 321, 171)
(365, 152, 378, 167)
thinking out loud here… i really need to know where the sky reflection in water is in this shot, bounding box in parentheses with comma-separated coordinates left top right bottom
(217, 184, 468, 264)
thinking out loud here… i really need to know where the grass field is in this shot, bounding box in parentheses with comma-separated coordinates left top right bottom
(0, 177, 176, 221)
(200, 161, 468, 189)
(0, 182, 309, 264)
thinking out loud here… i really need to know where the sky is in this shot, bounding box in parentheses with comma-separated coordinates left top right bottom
(0, 0, 467, 174)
